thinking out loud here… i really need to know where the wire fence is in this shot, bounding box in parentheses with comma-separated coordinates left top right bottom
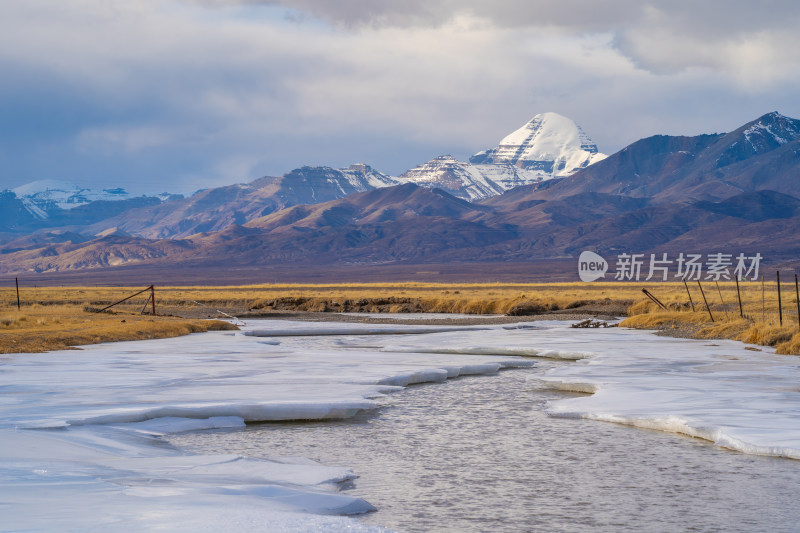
(3, 269, 799, 329)
(2, 278, 158, 315)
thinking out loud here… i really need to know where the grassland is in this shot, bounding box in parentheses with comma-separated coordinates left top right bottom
(618, 280, 800, 355)
(0, 285, 238, 353)
(1, 281, 798, 354)
(1, 282, 634, 318)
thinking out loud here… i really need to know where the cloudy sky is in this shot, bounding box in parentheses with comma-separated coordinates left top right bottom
(2, 1, 800, 194)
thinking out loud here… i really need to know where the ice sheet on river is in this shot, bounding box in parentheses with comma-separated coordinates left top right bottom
(334, 321, 800, 458)
(522, 325, 800, 459)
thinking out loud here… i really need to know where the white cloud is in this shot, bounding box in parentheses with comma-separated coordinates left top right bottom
(76, 125, 204, 154)
(1, 0, 799, 193)
(206, 0, 800, 81)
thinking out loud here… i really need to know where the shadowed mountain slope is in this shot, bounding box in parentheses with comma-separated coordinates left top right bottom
(509, 112, 800, 204)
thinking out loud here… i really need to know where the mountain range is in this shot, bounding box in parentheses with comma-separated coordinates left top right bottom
(1, 113, 602, 237)
(1, 111, 798, 282)
(400, 112, 607, 200)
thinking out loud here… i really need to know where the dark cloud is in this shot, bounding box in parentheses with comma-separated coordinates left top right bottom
(206, 0, 800, 73)
(205, 0, 799, 33)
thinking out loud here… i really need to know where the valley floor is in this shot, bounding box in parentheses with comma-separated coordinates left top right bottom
(1, 281, 798, 354)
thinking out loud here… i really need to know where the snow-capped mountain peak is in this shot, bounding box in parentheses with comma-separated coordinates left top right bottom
(10, 180, 131, 219)
(741, 111, 800, 148)
(396, 112, 607, 201)
(715, 111, 800, 169)
(470, 112, 607, 175)
(398, 155, 504, 200)
(282, 164, 398, 200)
(12, 180, 130, 208)
(341, 163, 398, 189)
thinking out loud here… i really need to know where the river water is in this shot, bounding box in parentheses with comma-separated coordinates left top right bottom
(168, 360, 800, 532)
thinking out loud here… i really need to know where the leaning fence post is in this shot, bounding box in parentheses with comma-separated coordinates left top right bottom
(15, 277, 20, 311)
(715, 281, 729, 320)
(735, 276, 743, 318)
(96, 286, 153, 313)
(777, 271, 783, 326)
(683, 279, 695, 312)
(697, 281, 714, 322)
(641, 288, 667, 310)
(140, 293, 152, 315)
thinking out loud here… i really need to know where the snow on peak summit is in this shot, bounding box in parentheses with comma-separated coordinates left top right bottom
(470, 112, 607, 176)
(342, 163, 398, 189)
(10, 180, 131, 219)
(283, 164, 398, 198)
(398, 155, 505, 200)
(395, 113, 607, 201)
(716, 111, 800, 169)
(742, 112, 800, 146)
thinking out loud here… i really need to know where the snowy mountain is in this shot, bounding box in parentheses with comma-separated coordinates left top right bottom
(69, 164, 399, 239)
(526, 111, 800, 204)
(4, 111, 800, 278)
(6, 115, 602, 227)
(340, 163, 398, 189)
(470, 112, 607, 174)
(281, 164, 398, 201)
(11, 180, 131, 219)
(397, 156, 505, 201)
(397, 112, 607, 200)
(715, 111, 800, 168)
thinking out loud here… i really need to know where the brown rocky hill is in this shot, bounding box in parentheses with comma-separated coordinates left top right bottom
(81, 165, 396, 239)
(2, 184, 798, 278)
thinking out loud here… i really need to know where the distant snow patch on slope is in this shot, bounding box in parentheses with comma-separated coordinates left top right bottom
(398, 155, 505, 201)
(343, 163, 399, 189)
(742, 113, 800, 149)
(11, 180, 132, 219)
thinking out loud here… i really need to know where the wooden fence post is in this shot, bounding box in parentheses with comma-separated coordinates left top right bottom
(641, 288, 667, 310)
(795, 274, 799, 329)
(15, 277, 20, 311)
(96, 286, 154, 313)
(735, 276, 743, 318)
(715, 281, 729, 320)
(151, 285, 156, 316)
(697, 281, 714, 322)
(777, 271, 783, 326)
(683, 279, 695, 312)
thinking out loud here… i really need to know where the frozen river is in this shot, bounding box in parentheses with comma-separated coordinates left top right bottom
(2, 318, 800, 531)
(170, 349, 800, 532)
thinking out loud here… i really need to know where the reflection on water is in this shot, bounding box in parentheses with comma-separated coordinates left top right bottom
(168, 362, 800, 532)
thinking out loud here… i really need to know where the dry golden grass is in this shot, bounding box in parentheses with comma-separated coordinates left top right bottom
(0, 303, 236, 354)
(1, 280, 798, 354)
(621, 310, 712, 330)
(2, 280, 791, 311)
(776, 334, 800, 355)
(619, 280, 800, 355)
(0, 282, 637, 324)
(0, 281, 645, 313)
